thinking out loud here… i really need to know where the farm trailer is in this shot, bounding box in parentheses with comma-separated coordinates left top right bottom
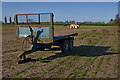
(15, 13, 78, 59)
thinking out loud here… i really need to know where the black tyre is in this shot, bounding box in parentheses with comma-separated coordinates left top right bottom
(22, 36, 33, 51)
(61, 39, 69, 53)
(69, 39, 73, 51)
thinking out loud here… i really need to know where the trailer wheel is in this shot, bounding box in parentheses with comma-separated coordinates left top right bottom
(69, 39, 73, 51)
(61, 39, 69, 53)
(22, 36, 33, 51)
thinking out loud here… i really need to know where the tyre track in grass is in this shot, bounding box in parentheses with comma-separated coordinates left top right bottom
(5, 50, 59, 77)
(39, 33, 98, 78)
(73, 31, 92, 46)
(67, 57, 95, 78)
(83, 31, 99, 40)
(28, 53, 85, 78)
(2, 51, 29, 78)
(74, 33, 108, 78)
(96, 35, 118, 78)
(93, 36, 110, 78)
(2, 60, 38, 78)
(17, 55, 72, 78)
(2, 49, 59, 78)
(50, 33, 104, 78)
(78, 57, 98, 78)
(84, 31, 106, 46)
(37, 56, 72, 78)
(74, 31, 91, 40)
(43, 56, 83, 78)
(87, 35, 110, 78)
(109, 35, 118, 52)
(66, 34, 106, 78)
(76, 31, 97, 40)
(75, 31, 100, 46)
(26, 35, 98, 78)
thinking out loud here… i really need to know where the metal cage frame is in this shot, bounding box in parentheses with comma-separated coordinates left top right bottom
(15, 13, 54, 43)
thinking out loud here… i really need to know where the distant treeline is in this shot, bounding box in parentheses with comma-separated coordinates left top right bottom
(2, 16, 118, 26)
(54, 23, 118, 26)
(2, 23, 118, 26)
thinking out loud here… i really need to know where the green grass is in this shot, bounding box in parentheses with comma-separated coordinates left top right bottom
(78, 31, 96, 40)
(29, 55, 35, 58)
(99, 39, 107, 46)
(84, 32, 104, 46)
(2, 24, 15, 27)
(72, 56, 80, 60)
(86, 39, 92, 44)
(15, 65, 35, 76)
(96, 32, 100, 35)
(66, 61, 72, 68)
(37, 58, 50, 63)
(45, 56, 71, 74)
(92, 75, 96, 78)
(79, 31, 90, 36)
(113, 64, 118, 69)
(78, 57, 97, 78)
(16, 70, 25, 75)
(92, 71, 97, 74)
(79, 67, 89, 78)
(29, 73, 38, 77)
(110, 48, 115, 52)
(71, 75, 76, 78)
(90, 56, 97, 65)
(83, 58, 92, 66)
(68, 57, 97, 78)
(67, 73, 73, 78)
(85, 32, 96, 37)
(58, 60, 65, 64)
(79, 26, 118, 29)
(92, 56, 103, 75)
(90, 35, 104, 46)
(2, 23, 117, 29)
(106, 57, 110, 64)
(47, 65, 57, 71)
(0, 24, 2, 27)
(78, 37, 84, 40)
(96, 56, 103, 69)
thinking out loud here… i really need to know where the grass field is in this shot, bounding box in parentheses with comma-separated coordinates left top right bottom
(2, 24, 119, 78)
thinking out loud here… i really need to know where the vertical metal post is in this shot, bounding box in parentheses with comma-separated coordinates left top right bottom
(38, 14, 40, 25)
(15, 15, 19, 39)
(26, 15, 28, 25)
(51, 13, 54, 41)
(15, 15, 18, 25)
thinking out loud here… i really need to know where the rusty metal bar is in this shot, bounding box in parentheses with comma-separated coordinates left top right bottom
(15, 15, 18, 25)
(16, 13, 53, 15)
(17, 25, 51, 27)
(51, 13, 54, 41)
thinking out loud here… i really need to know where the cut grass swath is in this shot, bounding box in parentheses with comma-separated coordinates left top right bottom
(78, 57, 97, 78)
(37, 58, 50, 63)
(92, 56, 103, 75)
(78, 31, 96, 40)
(47, 65, 57, 71)
(79, 67, 89, 78)
(106, 57, 110, 65)
(45, 56, 71, 73)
